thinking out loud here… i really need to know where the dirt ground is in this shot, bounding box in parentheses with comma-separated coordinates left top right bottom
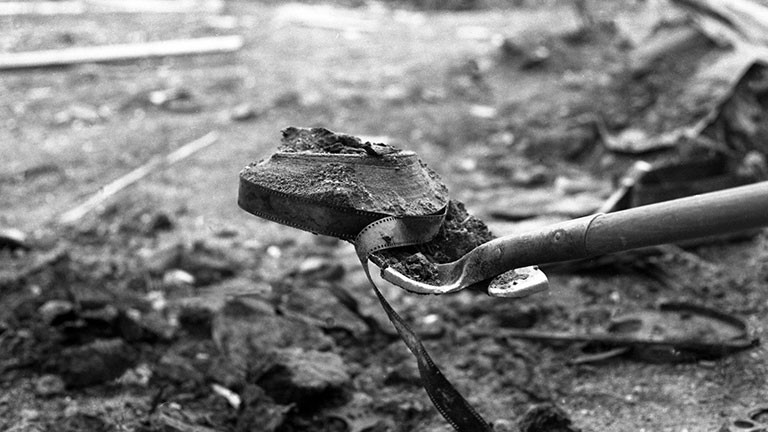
(2, 1, 768, 431)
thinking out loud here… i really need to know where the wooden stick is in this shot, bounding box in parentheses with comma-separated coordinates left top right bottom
(0, 2, 84, 16)
(84, 0, 223, 14)
(58, 132, 219, 225)
(0, 36, 243, 70)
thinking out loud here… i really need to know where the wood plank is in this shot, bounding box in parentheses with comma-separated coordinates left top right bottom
(0, 2, 85, 15)
(0, 36, 244, 70)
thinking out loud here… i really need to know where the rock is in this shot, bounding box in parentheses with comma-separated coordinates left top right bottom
(56, 338, 137, 388)
(34, 374, 65, 396)
(229, 103, 260, 121)
(518, 404, 580, 432)
(0, 228, 29, 251)
(493, 418, 516, 432)
(177, 304, 214, 338)
(235, 385, 292, 432)
(155, 352, 206, 386)
(256, 347, 350, 408)
(163, 269, 196, 286)
(38, 300, 76, 325)
(212, 297, 334, 379)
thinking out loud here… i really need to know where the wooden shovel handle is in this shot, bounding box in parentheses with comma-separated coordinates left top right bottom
(476, 181, 768, 272)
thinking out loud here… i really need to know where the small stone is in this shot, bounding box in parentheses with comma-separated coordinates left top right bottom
(493, 419, 516, 432)
(38, 300, 76, 325)
(57, 338, 137, 388)
(230, 103, 259, 121)
(34, 374, 65, 396)
(212, 298, 334, 378)
(0, 228, 28, 251)
(257, 347, 350, 408)
(518, 403, 580, 432)
(163, 269, 196, 286)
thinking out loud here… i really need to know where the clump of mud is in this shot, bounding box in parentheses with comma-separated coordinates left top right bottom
(371, 201, 494, 284)
(279, 127, 399, 156)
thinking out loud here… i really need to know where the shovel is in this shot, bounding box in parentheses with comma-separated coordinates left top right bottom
(238, 128, 768, 432)
(239, 128, 768, 298)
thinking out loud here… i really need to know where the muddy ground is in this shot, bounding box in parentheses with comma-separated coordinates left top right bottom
(2, 1, 768, 431)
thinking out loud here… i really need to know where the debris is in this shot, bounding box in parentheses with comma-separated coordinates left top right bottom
(0, 36, 244, 70)
(483, 302, 757, 364)
(153, 403, 221, 432)
(235, 385, 292, 432)
(211, 297, 334, 378)
(53, 104, 105, 126)
(0, 2, 84, 16)
(604, 19, 768, 154)
(55, 338, 137, 388)
(518, 403, 580, 432)
(670, 0, 768, 46)
(38, 300, 76, 325)
(59, 131, 218, 225)
(163, 269, 196, 287)
(256, 347, 350, 408)
(720, 404, 768, 432)
(469, 105, 498, 119)
(176, 304, 214, 338)
(211, 383, 241, 409)
(0, 228, 29, 251)
(33, 374, 66, 397)
(84, 0, 224, 14)
(0, 245, 68, 288)
(498, 39, 551, 69)
(229, 102, 260, 122)
(479, 187, 605, 221)
(326, 392, 388, 432)
(147, 87, 201, 113)
(155, 352, 206, 386)
(273, 3, 377, 37)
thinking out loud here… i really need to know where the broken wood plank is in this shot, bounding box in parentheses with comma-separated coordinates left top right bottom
(0, 2, 84, 16)
(59, 132, 219, 225)
(0, 36, 244, 71)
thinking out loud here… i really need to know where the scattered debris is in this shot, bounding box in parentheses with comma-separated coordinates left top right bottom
(483, 302, 757, 364)
(0, 36, 244, 70)
(604, 20, 768, 154)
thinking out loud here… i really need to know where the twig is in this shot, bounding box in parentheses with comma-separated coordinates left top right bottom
(0, 36, 243, 70)
(58, 132, 219, 225)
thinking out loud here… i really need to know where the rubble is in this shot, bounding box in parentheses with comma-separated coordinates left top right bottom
(256, 347, 351, 408)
